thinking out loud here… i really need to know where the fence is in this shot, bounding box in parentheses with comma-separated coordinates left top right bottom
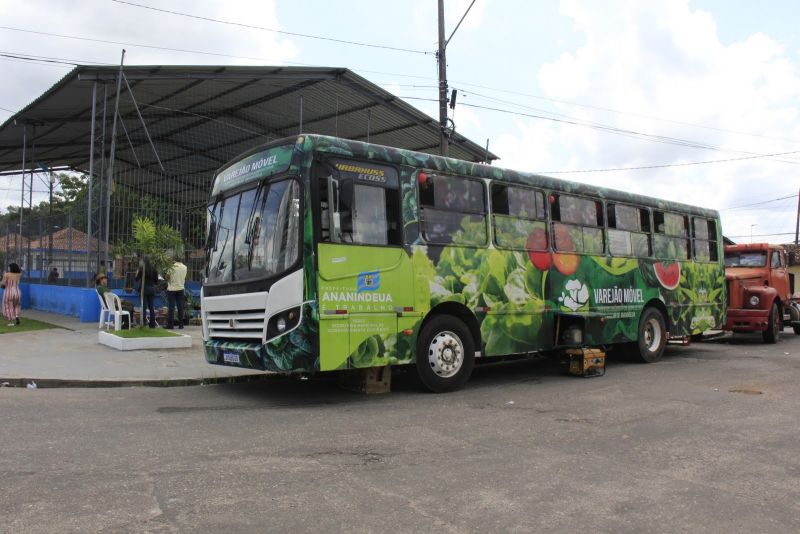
(1, 201, 206, 289)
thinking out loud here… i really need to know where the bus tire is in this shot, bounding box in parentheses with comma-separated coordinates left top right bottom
(416, 316, 475, 393)
(762, 302, 780, 344)
(632, 307, 667, 363)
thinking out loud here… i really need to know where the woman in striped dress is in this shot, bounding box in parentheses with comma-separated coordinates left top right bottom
(1, 262, 22, 326)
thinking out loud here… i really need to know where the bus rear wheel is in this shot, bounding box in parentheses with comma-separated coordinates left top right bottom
(631, 307, 667, 363)
(416, 316, 475, 393)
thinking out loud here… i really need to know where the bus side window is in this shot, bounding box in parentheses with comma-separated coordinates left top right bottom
(692, 217, 717, 262)
(492, 184, 547, 250)
(419, 174, 487, 246)
(551, 194, 604, 254)
(653, 210, 689, 260)
(607, 204, 651, 257)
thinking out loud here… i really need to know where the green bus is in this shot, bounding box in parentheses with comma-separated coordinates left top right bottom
(202, 135, 725, 392)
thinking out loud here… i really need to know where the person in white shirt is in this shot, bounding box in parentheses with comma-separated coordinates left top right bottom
(165, 256, 188, 329)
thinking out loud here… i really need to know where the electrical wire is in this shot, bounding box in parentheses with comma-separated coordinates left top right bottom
(458, 101, 800, 166)
(449, 80, 800, 146)
(0, 51, 111, 66)
(111, 0, 430, 55)
(536, 150, 800, 174)
(721, 193, 798, 210)
(456, 89, 800, 164)
(0, 26, 310, 63)
(3, 35, 799, 176)
(725, 231, 796, 238)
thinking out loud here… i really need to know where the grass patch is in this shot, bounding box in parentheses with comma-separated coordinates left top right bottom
(109, 327, 183, 338)
(0, 318, 61, 334)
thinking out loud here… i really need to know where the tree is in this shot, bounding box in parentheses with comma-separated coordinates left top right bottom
(116, 216, 184, 328)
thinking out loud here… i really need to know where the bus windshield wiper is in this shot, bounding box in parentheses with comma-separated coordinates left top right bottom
(244, 181, 267, 268)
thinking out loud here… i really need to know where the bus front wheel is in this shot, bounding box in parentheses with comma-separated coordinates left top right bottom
(416, 316, 475, 393)
(632, 307, 667, 363)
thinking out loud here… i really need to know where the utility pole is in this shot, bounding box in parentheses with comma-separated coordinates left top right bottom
(795, 187, 799, 245)
(437, 0, 476, 158)
(437, 0, 449, 157)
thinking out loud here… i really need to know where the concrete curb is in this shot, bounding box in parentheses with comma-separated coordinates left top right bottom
(0, 373, 281, 389)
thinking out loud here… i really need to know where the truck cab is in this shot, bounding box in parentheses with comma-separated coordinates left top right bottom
(724, 243, 799, 342)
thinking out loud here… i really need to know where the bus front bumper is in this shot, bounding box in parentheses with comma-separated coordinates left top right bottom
(205, 341, 270, 371)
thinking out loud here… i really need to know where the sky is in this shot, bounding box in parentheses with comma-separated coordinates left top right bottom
(0, 0, 798, 243)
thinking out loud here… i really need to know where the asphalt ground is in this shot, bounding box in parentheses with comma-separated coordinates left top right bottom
(1, 331, 798, 533)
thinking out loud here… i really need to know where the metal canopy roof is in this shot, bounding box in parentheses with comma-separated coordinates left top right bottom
(0, 65, 498, 201)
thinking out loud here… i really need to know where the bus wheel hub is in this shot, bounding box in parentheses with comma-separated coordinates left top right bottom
(428, 331, 463, 378)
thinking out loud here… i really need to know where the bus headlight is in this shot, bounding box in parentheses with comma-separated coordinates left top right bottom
(267, 307, 302, 339)
(749, 295, 760, 307)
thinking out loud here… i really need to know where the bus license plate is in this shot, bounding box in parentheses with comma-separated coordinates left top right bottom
(223, 351, 240, 364)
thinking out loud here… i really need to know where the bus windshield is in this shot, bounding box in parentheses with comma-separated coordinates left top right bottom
(724, 251, 766, 268)
(206, 179, 301, 284)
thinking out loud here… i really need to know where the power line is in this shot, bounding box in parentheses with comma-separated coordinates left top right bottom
(457, 89, 800, 164)
(111, 0, 430, 55)
(2, 31, 798, 176)
(0, 26, 309, 63)
(450, 81, 800, 146)
(539, 150, 800, 174)
(459, 101, 800, 166)
(0, 27, 441, 83)
(0, 56, 74, 69)
(721, 193, 798, 211)
(0, 50, 111, 66)
(726, 231, 796, 238)
(0, 52, 80, 67)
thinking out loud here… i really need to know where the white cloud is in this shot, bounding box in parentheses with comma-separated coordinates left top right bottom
(514, 0, 800, 241)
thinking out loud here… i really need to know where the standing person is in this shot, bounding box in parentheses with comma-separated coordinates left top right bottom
(165, 256, 187, 329)
(1, 262, 23, 326)
(47, 266, 59, 283)
(134, 258, 159, 328)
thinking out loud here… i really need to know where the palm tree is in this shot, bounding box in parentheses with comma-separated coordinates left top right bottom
(116, 217, 183, 328)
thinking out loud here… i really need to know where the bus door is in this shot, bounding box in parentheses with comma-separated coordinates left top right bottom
(316, 159, 412, 371)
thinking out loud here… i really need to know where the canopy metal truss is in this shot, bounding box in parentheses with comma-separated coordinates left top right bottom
(0, 65, 498, 285)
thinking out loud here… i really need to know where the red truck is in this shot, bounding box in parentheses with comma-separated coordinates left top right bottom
(724, 243, 800, 342)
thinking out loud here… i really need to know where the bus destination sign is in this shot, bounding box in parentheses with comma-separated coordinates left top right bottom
(213, 145, 293, 195)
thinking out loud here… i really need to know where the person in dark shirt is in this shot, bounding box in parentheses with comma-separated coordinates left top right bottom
(47, 267, 59, 283)
(134, 259, 159, 328)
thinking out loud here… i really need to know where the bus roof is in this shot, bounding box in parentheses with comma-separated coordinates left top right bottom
(219, 134, 721, 219)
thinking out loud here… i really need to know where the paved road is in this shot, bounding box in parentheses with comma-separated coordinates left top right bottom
(2, 332, 799, 533)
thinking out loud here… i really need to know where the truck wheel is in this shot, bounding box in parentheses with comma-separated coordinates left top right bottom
(762, 303, 780, 344)
(632, 307, 667, 363)
(416, 316, 475, 393)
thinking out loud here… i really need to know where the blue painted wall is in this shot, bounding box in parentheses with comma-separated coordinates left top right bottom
(24, 283, 99, 322)
(2, 283, 171, 323)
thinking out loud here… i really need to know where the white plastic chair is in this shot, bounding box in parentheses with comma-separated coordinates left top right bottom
(104, 292, 131, 331)
(97, 290, 110, 329)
